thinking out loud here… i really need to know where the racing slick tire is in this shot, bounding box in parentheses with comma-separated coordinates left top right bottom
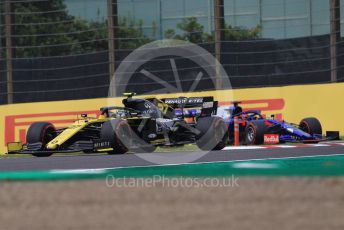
(101, 119, 132, 155)
(299, 117, 322, 135)
(244, 121, 269, 145)
(196, 116, 228, 151)
(26, 122, 57, 157)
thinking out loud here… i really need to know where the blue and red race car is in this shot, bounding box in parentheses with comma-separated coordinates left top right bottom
(221, 102, 338, 145)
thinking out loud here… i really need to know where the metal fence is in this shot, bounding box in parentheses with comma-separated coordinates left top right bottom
(0, 0, 342, 104)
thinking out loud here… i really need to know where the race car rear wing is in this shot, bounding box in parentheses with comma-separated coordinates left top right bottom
(161, 96, 218, 117)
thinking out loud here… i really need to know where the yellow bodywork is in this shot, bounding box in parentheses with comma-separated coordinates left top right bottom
(7, 142, 24, 153)
(46, 117, 108, 150)
(144, 97, 172, 114)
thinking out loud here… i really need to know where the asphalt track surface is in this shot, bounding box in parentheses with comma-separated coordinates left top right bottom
(1, 145, 344, 172)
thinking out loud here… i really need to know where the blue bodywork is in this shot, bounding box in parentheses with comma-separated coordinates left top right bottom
(223, 109, 322, 143)
(175, 109, 201, 118)
(177, 106, 324, 143)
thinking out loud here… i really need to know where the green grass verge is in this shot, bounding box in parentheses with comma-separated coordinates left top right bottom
(1, 154, 344, 180)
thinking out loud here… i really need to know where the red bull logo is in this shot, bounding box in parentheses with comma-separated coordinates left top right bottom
(264, 134, 280, 144)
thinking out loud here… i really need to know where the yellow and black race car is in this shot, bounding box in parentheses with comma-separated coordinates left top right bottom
(7, 93, 228, 157)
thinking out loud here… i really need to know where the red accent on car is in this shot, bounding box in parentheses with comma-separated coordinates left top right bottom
(264, 134, 279, 144)
(264, 121, 273, 126)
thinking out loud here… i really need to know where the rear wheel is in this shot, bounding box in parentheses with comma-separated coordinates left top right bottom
(101, 119, 131, 155)
(26, 122, 56, 157)
(299, 117, 322, 135)
(245, 121, 268, 145)
(196, 117, 228, 151)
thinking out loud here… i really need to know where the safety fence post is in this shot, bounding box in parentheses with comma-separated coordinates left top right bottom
(214, 0, 224, 89)
(107, 0, 118, 85)
(234, 117, 240, 146)
(4, 0, 13, 104)
(330, 0, 340, 82)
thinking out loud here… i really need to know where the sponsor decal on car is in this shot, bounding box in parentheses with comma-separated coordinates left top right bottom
(164, 97, 204, 105)
(264, 134, 280, 144)
(287, 128, 294, 133)
(202, 102, 214, 108)
(94, 140, 111, 149)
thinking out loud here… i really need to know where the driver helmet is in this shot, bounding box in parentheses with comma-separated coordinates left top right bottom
(229, 102, 243, 116)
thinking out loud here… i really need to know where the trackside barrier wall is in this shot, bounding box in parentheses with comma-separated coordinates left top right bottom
(1, 83, 343, 154)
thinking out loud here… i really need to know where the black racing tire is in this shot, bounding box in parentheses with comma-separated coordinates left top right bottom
(299, 117, 322, 135)
(196, 116, 228, 151)
(26, 122, 56, 157)
(100, 119, 131, 155)
(245, 121, 269, 145)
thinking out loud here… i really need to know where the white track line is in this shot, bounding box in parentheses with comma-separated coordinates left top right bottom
(307, 144, 331, 147)
(50, 142, 344, 174)
(50, 153, 344, 174)
(232, 162, 279, 169)
(222, 143, 344, 150)
(223, 146, 265, 150)
(51, 169, 108, 174)
(273, 145, 296, 148)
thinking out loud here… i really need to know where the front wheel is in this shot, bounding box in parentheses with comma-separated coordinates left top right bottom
(299, 117, 322, 135)
(26, 122, 56, 157)
(101, 119, 131, 155)
(245, 121, 268, 145)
